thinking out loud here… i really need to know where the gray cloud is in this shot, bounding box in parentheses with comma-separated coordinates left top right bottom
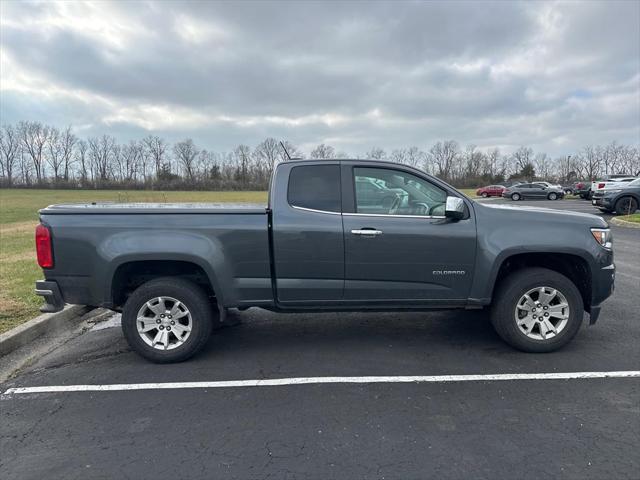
(1, 0, 638, 156)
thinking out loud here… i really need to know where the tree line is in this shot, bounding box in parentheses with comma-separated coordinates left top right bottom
(1, 121, 638, 190)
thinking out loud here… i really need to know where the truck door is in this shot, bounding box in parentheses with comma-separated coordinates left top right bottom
(341, 164, 476, 302)
(270, 162, 344, 303)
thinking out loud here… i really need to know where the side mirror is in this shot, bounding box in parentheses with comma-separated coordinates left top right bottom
(445, 196, 465, 220)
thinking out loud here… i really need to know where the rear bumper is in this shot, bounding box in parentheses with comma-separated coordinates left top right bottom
(35, 280, 65, 313)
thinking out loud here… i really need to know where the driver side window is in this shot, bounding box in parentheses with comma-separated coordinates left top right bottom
(353, 167, 447, 216)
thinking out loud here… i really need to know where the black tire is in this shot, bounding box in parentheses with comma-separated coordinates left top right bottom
(547, 192, 558, 200)
(122, 277, 214, 363)
(490, 267, 584, 353)
(481, 192, 488, 198)
(614, 196, 639, 215)
(511, 193, 521, 201)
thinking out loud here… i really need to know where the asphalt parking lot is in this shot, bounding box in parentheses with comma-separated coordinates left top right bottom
(1, 198, 639, 480)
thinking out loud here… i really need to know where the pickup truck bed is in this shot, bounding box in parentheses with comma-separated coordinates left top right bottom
(39, 202, 273, 310)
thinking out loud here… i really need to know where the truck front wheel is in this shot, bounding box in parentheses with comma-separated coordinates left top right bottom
(490, 267, 584, 352)
(121, 277, 214, 363)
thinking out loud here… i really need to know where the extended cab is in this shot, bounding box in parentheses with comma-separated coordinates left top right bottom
(35, 160, 616, 362)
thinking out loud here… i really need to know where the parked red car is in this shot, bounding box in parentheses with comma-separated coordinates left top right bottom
(476, 185, 505, 197)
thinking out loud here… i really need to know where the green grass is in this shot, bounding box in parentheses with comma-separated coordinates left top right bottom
(618, 213, 640, 223)
(0, 189, 267, 334)
(459, 188, 477, 197)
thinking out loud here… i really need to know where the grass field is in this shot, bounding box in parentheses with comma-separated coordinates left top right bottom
(619, 213, 640, 223)
(0, 189, 268, 334)
(0, 187, 480, 334)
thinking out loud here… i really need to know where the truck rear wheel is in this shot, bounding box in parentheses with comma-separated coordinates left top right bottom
(121, 277, 214, 363)
(490, 267, 583, 352)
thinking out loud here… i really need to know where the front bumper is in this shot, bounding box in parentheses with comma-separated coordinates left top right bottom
(589, 262, 615, 324)
(592, 195, 614, 208)
(35, 280, 65, 313)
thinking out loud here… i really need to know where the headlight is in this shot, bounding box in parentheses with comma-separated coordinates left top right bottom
(591, 228, 613, 250)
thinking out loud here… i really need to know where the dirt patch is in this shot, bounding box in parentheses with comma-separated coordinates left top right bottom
(0, 221, 37, 236)
(0, 294, 24, 316)
(0, 251, 36, 263)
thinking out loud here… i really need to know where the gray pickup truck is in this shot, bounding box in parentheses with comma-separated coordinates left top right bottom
(35, 159, 615, 362)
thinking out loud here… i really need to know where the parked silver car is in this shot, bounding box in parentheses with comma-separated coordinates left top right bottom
(502, 182, 564, 201)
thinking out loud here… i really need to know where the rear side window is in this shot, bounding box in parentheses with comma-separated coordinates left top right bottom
(288, 165, 341, 212)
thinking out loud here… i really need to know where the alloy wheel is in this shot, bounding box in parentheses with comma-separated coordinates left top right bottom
(136, 296, 193, 350)
(514, 286, 570, 340)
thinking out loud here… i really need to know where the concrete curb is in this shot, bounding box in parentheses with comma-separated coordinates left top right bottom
(0, 305, 92, 356)
(610, 217, 640, 229)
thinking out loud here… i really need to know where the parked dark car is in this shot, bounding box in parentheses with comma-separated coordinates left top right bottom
(574, 181, 591, 199)
(592, 178, 640, 214)
(476, 185, 505, 198)
(35, 159, 614, 362)
(502, 183, 564, 201)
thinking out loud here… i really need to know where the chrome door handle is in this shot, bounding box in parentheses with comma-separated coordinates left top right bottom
(351, 229, 383, 236)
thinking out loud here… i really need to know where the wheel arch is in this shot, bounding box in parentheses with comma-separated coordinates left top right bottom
(613, 193, 640, 214)
(489, 252, 592, 312)
(109, 257, 223, 310)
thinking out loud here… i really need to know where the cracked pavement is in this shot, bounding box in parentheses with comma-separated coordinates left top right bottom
(1, 199, 639, 479)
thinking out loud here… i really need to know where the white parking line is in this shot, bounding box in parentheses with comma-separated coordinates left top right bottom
(4, 371, 639, 395)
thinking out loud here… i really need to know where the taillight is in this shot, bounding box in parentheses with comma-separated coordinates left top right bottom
(598, 183, 605, 189)
(35, 224, 53, 268)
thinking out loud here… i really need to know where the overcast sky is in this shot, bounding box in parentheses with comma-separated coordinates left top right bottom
(1, 0, 638, 157)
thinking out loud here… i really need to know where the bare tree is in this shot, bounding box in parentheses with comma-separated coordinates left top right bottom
(534, 153, 551, 179)
(18, 148, 33, 185)
(18, 121, 49, 183)
(0, 124, 20, 185)
(310, 144, 335, 159)
(142, 135, 168, 178)
(366, 147, 386, 160)
(121, 140, 143, 182)
(60, 126, 77, 181)
(429, 140, 459, 181)
(88, 135, 116, 183)
(233, 144, 251, 185)
(406, 146, 425, 169)
(173, 138, 199, 181)
(76, 140, 89, 184)
(463, 145, 484, 179)
(254, 137, 280, 178)
(512, 146, 534, 172)
(581, 145, 601, 180)
(486, 148, 501, 177)
(46, 127, 64, 181)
